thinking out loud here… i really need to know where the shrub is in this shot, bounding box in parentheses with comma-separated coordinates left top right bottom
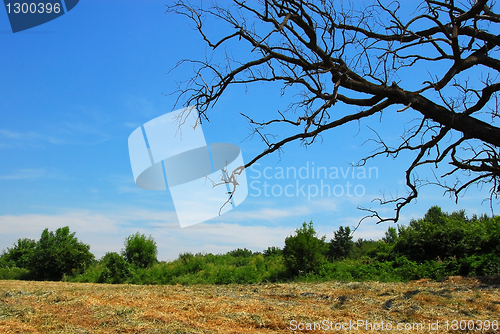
(382, 227, 398, 244)
(122, 232, 158, 268)
(0, 267, 31, 280)
(368, 240, 395, 262)
(31, 227, 94, 281)
(179, 252, 205, 274)
(228, 248, 254, 257)
(283, 221, 328, 277)
(0, 238, 37, 269)
(98, 252, 132, 284)
(263, 246, 282, 257)
(393, 206, 496, 262)
(350, 238, 378, 259)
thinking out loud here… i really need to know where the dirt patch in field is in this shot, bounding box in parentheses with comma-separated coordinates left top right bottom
(0, 277, 499, 333)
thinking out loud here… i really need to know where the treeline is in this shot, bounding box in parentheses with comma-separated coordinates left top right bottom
(1, 206, 499, 284)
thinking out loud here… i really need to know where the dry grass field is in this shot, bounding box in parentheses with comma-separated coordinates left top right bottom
(0, 277, 499, 333)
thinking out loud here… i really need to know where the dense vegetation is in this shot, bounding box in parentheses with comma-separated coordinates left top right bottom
(1, 206, 499, 284)
(0, 227, 94, 281)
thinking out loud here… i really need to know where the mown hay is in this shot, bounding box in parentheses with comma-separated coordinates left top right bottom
(0, 277, 498, 333)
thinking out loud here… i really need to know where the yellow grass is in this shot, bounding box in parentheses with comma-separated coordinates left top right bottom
(0, 276, 499, 333)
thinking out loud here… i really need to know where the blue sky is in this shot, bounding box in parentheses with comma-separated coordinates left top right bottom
(1, 0, 497, 261)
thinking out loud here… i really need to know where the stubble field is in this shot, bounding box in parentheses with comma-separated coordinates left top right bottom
(0, 276, 499, 333)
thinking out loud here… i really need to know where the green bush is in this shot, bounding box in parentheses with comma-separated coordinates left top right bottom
(350, 238, 379, 259)
(63, 262, 104, 283)
(122, 232, 158, 268)
(7, 206, 500, 285)
(98, 252, 133, 284)
(483, 216, 500, 255)
(0, 238, 37, 269)
(382, 227, 398, 244)
(0, 267, 31, 280)
(283, 221, 328, 277)
(31, 227, 94, 281)
(367, 241, 395, 262)
(178, 252, 205, 274)
(393, 206, 497, 262)
(475, 254, 500, 276)
(263, 246, 282, 257)
(228, 248, 254, 257)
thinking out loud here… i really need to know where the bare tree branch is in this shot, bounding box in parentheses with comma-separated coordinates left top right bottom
(167, 0, 500, 224)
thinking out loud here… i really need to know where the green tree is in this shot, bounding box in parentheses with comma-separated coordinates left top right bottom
(31, 227, 94, 281)
(421, 206, 446, 226)
(0, 238, 37, 268)
(483, 216, 500, 256)
(122, 232, 158, 268)
(394, 206, 492, 262)
(350, 238, 378, 259)
(329, 226, 354, 260)
(263, 246, 282, 257)
(382, 227, 398, 245)
(283, 221, 328, 276)
(98, 252, 132, 284)
(228, 248, 254, 257)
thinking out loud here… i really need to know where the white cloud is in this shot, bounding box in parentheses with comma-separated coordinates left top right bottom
(124, 122, 141, 129)
(0, 129, 39, 140)
(309, 198, 339, 211)
(0, 168, 47, 180)
(216, 205, 312, 222)
(0, 208, 292, 261)
(0, 129, 62, 145)
(0, 168, 68, 181)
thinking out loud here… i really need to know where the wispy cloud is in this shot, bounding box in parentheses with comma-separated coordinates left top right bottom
(61, 121, 111, 143)
(0, 129, 38, 140)
(309, 198, 339, 211)
(0, 168, 48, 180)
(0, 203, 482, 262)
(124, 122, 141, 129)
(0, 106, 114, 148)
(217, 205, 312, 223)
(0, 208, 291, 260)
(123, 95, 161, 119)
(0, 129, 62, 145)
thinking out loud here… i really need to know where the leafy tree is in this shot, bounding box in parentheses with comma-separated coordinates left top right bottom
(283, 221, 328, 276)
(31, 227, 94, 281)
(393, 206, 492, 262)
(350, 238, 379, 259)
(0, 251, 7, 268)
(263, 246, 282, 257)
(179, 252, 194, 265)
(98, 252, 132, 284)
(0, 238, 37, 268)
(168, 0, 500, 224)
(122, 232, 158, 268)
(382, 227, 398, 245)
(421, 206, 446, 227)
(483, 216, 500, 256)
(329, 226, 354, 260)
(228, 248, 254, 257)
